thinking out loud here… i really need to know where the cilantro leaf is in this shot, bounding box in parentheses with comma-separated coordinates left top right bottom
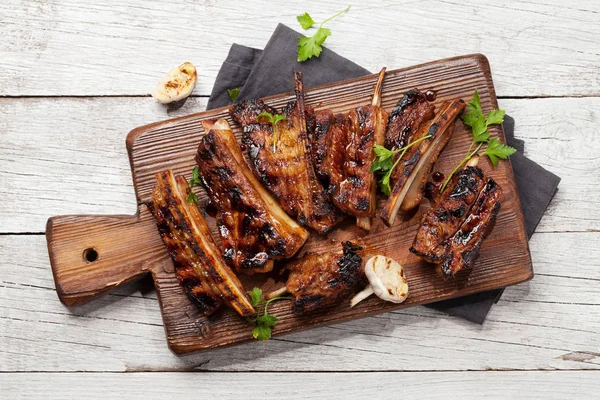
(484, 138, 517, 167)
(252, 324, 272, 341)
(258, 111, 287, 151)
(249, 287, 263, 307)
(486, 109, 505, 125)
(296, 6, 350, 62)
(227, 88, 240, 102)
(296, 12, 315, 29)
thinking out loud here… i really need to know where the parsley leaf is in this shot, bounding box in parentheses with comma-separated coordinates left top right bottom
(371, 136, 432, 196)
(296, 12, 315, 29)
(186, 191, 198, 204)
(484, 138, 517, 167)
(247, 287, 291, 341)
(258, 111, 287, 151)
(296, 6, 350, 62)
(227, 88, 240, 102)
(252, 324, 272, 341)
(186, 166, 202, 203)
(441, 89, 516, 191)
(370, 145, 396, 173)
(486, 109, 506, 126)
(249, 287, 263, 307)
(298, 28, 331, 62)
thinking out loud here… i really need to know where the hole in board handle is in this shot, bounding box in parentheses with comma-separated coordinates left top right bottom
(83, 248, 98, 263)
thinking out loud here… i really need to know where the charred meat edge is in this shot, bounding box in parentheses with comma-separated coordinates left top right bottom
(196, 119, 309, 273)
(410, 162, 485, 262)
(148, 170, 255, 317)
(380, 99, 466, 226)
(286, 241, 364, 314)
(439, 178, 503, 277)
(385, 89, 435, 150)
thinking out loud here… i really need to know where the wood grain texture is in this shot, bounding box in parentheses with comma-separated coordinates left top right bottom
(1, 0, 599, 97)
(45, 55, 532, 354)
(1, 96, 596, 234)
(1, 233, 598, 372)
(2, 371, 599, 399)
(46, 212, 164, 306)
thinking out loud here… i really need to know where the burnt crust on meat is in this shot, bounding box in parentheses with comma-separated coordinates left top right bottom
(410, 166, 485, 262)
(230, 73, 342, 234)
(286, 241, 364, 314)
(195, 118, 309, 274)
(148, 170, 255, 316)
(385, 89, 435, 150)
(438, 178, 502, 277)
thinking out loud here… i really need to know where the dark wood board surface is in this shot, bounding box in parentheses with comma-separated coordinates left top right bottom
(46, 54, 532, 354)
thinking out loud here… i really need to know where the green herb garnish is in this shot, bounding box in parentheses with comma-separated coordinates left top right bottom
(257, 111, 287, 151)
(227, 88, 240, 102)
(441, 89, 516, 192)
(296, 6, 350, 62)
(186, 166, 202, 203)
(371, 135, 432, 196)
(247, 287, 291, 341)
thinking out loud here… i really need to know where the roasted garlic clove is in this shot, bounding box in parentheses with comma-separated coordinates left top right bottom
(152, 62, 197, 104)
(350, 255, 409, 307)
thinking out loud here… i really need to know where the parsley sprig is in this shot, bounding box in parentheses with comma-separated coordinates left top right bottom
(441, 89, 516, 192)
(247, 287, 291, 341)
(296, 6, 351, 62)
(257, 111, 287, 151)
(186, 166, 202, 203)
(227, 88, 240, 102)
(371, 135, 432, 196)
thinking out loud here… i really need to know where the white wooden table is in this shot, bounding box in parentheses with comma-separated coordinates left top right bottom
(1, 1, 599, 398)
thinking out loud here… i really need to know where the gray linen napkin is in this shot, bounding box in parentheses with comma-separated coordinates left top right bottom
(206, 24, 560, 323)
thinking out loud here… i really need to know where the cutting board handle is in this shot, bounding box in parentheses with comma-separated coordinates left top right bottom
(46, 209, 167, 306)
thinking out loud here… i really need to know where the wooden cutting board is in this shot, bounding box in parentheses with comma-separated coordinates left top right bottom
(46, 54, 532, 354)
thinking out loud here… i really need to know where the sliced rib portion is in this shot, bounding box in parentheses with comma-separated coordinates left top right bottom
(385, 89, 435, 150)
(306, 108, 335, 183)
(148, 170, 255, 317)
(439, 178, 502, 277)
(381, 99, 466, 226)
(286, 241, 364, 313)
(230, 73, 341, 234)
(410, 165, 485, 262)
(196, 118, 309, 274)
(329, 68, 388, 230)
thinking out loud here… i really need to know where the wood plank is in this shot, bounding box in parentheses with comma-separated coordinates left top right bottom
(1, 233, 598, 372)
(45, 56, 534, 354)
(0, 97, 596, 234)
(1, 0, 599, 97)
(1, 371, 599, 399)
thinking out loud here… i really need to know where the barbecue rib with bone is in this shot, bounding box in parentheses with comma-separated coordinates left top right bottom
(230, 72, 342, 234)
(380, 96, 466, 226)
(410, 157, 503, 278)
(195, 118, 309, 274)
(148, 170, 255, 317)
(306, 68, 388, 231)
